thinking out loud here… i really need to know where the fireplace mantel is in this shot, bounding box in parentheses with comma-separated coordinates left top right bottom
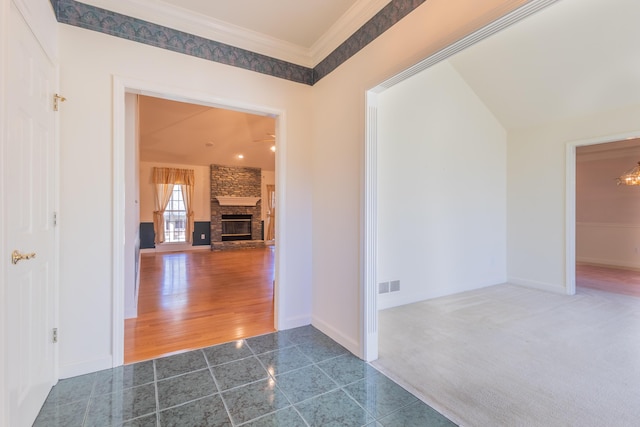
(216, 196, 261, 206)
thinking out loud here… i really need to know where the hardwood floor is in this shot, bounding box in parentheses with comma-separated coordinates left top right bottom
(576, 262, 640, 297)
(124, 247, 275, 364)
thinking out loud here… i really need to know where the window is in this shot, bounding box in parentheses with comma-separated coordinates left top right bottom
(163, 187, 186, 242)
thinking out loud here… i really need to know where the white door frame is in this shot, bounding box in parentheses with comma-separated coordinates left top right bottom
(361, 0, 560, 362)
(1, 0, 9, 419)
(565, 131, 640, 296)
(112, 76, 286, 366)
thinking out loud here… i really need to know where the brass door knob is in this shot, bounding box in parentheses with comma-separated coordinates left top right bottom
(11, 250, 36, 265)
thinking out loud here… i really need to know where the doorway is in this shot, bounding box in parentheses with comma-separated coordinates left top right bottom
(112, 77, 286, 366)
(565, 132, 640, 295)
(124, 94, 277, 363)
(573, 137, 640, 297)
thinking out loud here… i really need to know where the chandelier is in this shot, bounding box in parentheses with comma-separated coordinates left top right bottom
(616, 161, 640, 186)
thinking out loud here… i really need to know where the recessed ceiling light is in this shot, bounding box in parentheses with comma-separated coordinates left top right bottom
(237, 154, 244, 159)
(270, 145, 276, 152)
(205, 141, 214, 147)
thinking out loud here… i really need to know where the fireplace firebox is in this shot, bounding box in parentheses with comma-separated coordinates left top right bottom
(221, 214, 252, 241)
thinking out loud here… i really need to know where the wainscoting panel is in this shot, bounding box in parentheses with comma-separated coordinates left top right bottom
(193, 221, 211, 246)
(139, 221, 212, 248)
(139, 222, 155, 249)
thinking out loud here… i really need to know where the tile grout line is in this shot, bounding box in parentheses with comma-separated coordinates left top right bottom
(243, 338, 306, 426)
(257, 342, 314, 427)
(80, 372, 98, 427)
(204, 346, 239, 426)
(262, 331, 377, 424)
(154, 350, 222, 419)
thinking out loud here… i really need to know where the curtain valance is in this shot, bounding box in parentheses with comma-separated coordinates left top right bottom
(152, 167, 194, 185)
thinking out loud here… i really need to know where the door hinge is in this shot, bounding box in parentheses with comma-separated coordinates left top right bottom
(52, 328, 58, 343)
(53, 212, 57, 226)
(53, 93, 66, 111)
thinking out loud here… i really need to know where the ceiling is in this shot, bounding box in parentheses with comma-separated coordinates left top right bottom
(77, 0, 390, 66)
(127, 0, 388, 171)
(159, 0, 360, 48)
(138, 96, 276, 170)
(126, 0, 639, 170)
(448, 0, 640, 130)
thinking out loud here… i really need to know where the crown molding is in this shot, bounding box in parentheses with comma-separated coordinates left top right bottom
(310, 0, 392, 66)
(75, 0, 390, 68)
(75, 0, 314, 66)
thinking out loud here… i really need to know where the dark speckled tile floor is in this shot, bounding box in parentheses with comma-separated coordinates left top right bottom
(33, 326, 455, 427)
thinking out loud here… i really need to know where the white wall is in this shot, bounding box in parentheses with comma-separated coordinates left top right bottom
(58, 25, 313, 377)
(56, 0, 535, 372)
(377, 60, 507, 310)
(507, 105, 640, 293)
(576, 223, 640, 269)
(139, 161, 211, 223)
(310, 0, 530, 355)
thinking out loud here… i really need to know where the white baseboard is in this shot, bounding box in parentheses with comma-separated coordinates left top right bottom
(508, 276, 569, 295)
(59, 355, 113, 379)
(277, 314, 311, 331)
(311, 315, 360, 357)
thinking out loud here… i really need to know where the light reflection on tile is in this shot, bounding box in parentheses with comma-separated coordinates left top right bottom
(85, 383, 156, 426)
(258, 346, 312, 376)
(33, 326, 455, 426)
(222, 379, 289, 425)
(156, 369, 217, 409)
(246, 332, 293, 354)
(211, 356, 268, 390)
(203, 340, 253, 366)
(344, 372, 418, 418)
(317, 353, 378, 386)
(295, 389, 374, 427)
(275, 365, 338, 404)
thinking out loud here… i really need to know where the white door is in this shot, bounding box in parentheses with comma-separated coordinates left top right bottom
(5, 3, 57, 426)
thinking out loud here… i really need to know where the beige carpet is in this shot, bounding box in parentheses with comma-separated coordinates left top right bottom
(372, 284, 640, 427)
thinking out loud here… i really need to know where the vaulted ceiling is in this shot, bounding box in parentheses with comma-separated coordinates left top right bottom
(448, 0, 640, 130)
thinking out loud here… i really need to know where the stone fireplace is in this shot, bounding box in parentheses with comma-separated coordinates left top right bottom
(210, 164, 263, 250)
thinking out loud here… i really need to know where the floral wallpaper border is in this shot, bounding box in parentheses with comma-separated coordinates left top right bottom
(49, 0, 426, 86)
(314, 0, 426, 82)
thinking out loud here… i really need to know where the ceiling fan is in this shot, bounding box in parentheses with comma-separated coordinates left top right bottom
(253, 133, 275, 143)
